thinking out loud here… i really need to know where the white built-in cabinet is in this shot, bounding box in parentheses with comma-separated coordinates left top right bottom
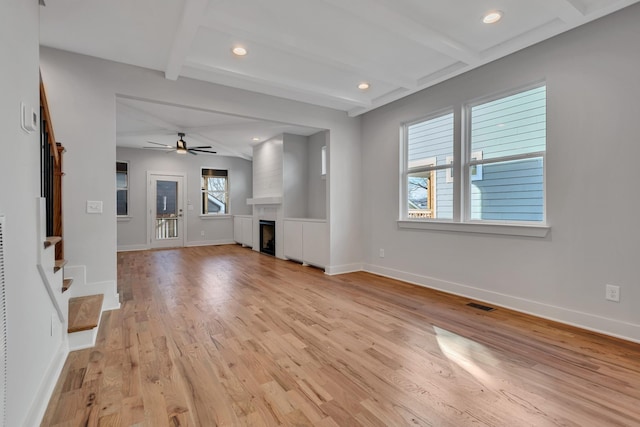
(233, 215, 253, 247)
(283, 218, 327, 268)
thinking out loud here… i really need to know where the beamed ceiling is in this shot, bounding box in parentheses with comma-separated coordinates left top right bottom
(40, 0, 639, 157)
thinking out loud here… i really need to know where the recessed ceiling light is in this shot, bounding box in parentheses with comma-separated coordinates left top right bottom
(358, 82, 370, 90)
(232, 46, 247, 56)
(483, 10, 503, 24)
(252, 137, 260, 141)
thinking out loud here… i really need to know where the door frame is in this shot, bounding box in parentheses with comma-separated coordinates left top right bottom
(146, 171, 188, 249)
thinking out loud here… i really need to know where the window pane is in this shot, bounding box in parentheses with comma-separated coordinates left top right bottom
(470, 157, 544, 221)
(206, 177, 227, 192)
(471, 86, 546, 160)
(407, 169, 453, 220)
(116, 171, 127, 189)
(203, 191, 227, 214)
(407, 113, 453, 168)
(116, 190, 128, 216)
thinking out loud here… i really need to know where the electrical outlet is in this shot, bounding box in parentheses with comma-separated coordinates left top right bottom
(605, 284, 620, 302)
(379, 248, 385, 258)
(201, 230, 205, 237)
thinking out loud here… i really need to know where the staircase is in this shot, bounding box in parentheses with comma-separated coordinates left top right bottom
(38, 78, 105, 350)
(38, 223, 105, 350)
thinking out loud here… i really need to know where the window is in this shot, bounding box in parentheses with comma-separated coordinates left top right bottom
(404, 112, 454, 219)
(321, 145, 327, 177)
(201, 169, 228, 215)
(468, 85, 546, 222)
(402, 84, 546, 226)
(116, 161, 128, 216)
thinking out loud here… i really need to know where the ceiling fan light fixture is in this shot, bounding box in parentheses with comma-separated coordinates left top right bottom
(232, 46, 248, 56)
(483, 10, 503, 24)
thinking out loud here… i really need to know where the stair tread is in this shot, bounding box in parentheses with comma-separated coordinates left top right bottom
(68, 294, 104, 333)
(44, 236, 62, 248)
(62, 278, 73, 293)
(54, 259, 67, 273)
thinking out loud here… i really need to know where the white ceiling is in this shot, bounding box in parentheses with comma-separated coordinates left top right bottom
(116, 97, 322, 160)
(40, 0, 639, 157)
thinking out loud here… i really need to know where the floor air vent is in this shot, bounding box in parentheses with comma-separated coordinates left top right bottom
(467, 302, 495, 312)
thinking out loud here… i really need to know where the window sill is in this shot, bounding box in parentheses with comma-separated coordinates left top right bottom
(199, 214, 232, 220)
(397, 220, 550, 238)
(117, 216, 132, 222)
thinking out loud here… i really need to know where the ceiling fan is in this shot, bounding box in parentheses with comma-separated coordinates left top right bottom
(144, 133, 216, 155)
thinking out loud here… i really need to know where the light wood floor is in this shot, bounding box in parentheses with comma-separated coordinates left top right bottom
(42, 245, 640, 426)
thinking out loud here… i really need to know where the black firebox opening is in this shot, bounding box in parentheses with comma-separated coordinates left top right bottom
(259, 220, 276, 256)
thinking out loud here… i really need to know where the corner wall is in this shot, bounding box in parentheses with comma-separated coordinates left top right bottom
(0, 1, 67, 425)
(361, 4, 640, 341)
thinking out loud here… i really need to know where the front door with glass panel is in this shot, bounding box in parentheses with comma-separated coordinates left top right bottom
(149, 174, 185, 248)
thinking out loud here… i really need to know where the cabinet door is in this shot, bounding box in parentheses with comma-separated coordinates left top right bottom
(303, 222, 327, 267)
(241, 218, 253, 247)
(233, 216, 242, 243)
(283, 220, 303, 261)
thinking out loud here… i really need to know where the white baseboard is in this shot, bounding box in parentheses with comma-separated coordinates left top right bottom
(325, 263, 364, 276)
(364, 264, 640, 344)
(117, 244, 149, 252)
(185, 239, 235, 247)
(24, 341, 68, 427)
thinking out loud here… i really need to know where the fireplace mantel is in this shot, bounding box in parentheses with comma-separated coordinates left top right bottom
(247, 197, 283, 205)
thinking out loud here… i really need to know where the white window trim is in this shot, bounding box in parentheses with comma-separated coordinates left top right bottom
(400, 109, 454, 221)
(199, 214, 232, 220)
(399, 82, 549, 237)
(201, 167, 229, 216)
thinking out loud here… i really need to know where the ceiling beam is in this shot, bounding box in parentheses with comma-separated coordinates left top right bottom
(165, 0, 211, 80)
(318, 0, 480, 65)
(200, 17, 417, 90)
(183, 60, 373, 108)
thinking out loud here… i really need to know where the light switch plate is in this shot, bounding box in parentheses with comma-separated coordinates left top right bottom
(86, 200, 103, 214)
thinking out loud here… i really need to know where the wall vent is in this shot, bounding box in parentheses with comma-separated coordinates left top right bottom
(0, 216, 7, 426)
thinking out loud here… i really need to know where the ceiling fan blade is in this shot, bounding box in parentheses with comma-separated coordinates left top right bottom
(190, 149, 217, 154)
(143, 146, 173, 150)
(189, 145, 213, 149)
(187, 150, 198, 156)
(146, 141, 172, 147)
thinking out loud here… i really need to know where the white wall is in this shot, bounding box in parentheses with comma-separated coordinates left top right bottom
(283, 133, 308, 218)
(39, 47, 362, 277)
(116, 147, 252, 250)
(307, 131, 328, 219)
(361, 4, 640, 341)
(0, 1, 67, 425)
(253, 136, 284, 199)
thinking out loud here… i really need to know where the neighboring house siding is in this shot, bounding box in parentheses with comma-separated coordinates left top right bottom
(471, 158, 544, 221)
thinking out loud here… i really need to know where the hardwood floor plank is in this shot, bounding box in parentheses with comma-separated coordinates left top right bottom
(42, 245, 640, 426)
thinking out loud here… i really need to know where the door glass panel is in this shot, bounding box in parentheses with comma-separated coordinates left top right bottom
(155, 180, 178, 239)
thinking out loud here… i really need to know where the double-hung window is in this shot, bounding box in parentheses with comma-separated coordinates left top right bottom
(201, 168, 229, 215)
(402, 84, 546, 227)
(404, 112, 454, 219)
(467, 85, 546, 222)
